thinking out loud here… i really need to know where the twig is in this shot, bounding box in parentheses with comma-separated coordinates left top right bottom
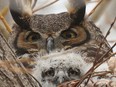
(0, 33, 25, 87)
(104, 17, 116, 39)
(0, 45, 5, 60)
(33, 0, 59, 13)
(86, 44, 115, 86)
(92, 71, 112, 77)
(29, 73, 42, 87)
(0, 6, 8, 17)
(85, 16, 116, 85)
(0, 31, 42, 86)
(87, 0, 104, 17)
(96, 17, 116, 64)
(0, 58, 42, 86)
(108, 40, 116, 43)
(86, 0, 99, 3)
(94, 52, 116, 70)
(0, 70, 14, 85)
(32, 0, 37, 9)
(0, 12, 12, 33)
(76, 43, 116, 87)
(0, 32, 37, 86)
(0, 58, 35, 66)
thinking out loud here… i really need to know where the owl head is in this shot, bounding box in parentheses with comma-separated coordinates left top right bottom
(9, 0, 87, 55)
(32, 51, 94, 86)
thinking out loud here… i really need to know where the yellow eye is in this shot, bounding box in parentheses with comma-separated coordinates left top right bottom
(61, 30, 77, 39)
(25, 32, 41, 42)
(61, 27, 90, 47)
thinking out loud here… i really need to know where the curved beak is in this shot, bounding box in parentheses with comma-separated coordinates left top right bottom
(46, 36, 54, 53)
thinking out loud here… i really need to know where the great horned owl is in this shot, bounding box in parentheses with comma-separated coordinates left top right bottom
(8, 0, 111, 87)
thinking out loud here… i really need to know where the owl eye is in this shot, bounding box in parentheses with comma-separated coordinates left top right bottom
(25, 32, 41, 42)
(61, 30, 77, 39)
(61, 27, 90, 47)
(68, 68, 80, 77)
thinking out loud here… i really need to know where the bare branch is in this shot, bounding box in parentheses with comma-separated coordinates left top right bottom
(33, 0, 59, 13)
(87, 0, 104, 17)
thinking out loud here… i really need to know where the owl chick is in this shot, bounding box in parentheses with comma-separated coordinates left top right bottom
(33, 51, 92, 87)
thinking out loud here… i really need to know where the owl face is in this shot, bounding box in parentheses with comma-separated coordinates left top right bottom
(15, 12, 90, 55)
(9, 0, 86, 55)
(11, 13, 110, 61)
(33, 52, 92, 86)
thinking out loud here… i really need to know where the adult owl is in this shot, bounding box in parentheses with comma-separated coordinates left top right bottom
(8, 0, 111, 87)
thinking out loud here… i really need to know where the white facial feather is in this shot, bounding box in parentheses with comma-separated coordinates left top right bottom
(33, 51, 93, 87)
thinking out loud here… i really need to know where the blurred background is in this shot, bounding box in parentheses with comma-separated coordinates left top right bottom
(0, 0, 116, 52)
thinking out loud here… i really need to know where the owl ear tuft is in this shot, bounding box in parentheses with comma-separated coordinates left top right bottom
(65, 0, 86, 25)
(9, 0, 32, 30)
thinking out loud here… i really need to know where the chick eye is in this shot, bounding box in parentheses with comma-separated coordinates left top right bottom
(42, 68, 55, 78)
(68, 68, 80, 76)
(61, 30, 77, 39)
(25, 32, 41, 42)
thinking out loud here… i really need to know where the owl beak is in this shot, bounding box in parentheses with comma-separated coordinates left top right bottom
(57, 76, 69, 84)
(53, 71, 69, 85)
(46, 36, 54, 53)
(64, 0, 86, 25)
